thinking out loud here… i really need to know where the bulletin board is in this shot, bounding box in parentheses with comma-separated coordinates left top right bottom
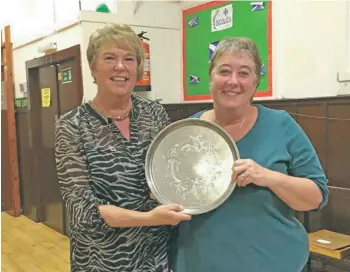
(182, 1, 272, 101)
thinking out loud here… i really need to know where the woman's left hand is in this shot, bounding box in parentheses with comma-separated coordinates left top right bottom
(232, 159, 274, 187)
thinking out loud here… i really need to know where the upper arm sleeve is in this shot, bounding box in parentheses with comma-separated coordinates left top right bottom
(55, 118, 113, 234)
(283, 112, 329, 210)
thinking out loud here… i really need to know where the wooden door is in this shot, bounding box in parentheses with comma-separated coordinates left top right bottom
(37, 64, 64, 234)
(22, 45, 83, 234)
(56, 57, 80, 234)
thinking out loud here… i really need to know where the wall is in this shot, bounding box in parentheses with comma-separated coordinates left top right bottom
(11, 1, 183, 103)
(12, 24, 82, 98)
(10, 1, 350, 103)
(177, 1, 350, 104)
(271, 1, 349, 100)
(80, 21, 181, 103)
(79, 1, 182, 103)
(347, 0, 350, 72)
(179, 1, 208, 10)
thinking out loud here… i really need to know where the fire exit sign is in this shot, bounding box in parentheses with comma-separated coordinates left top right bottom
(14, 97, 28, 110)
(61, 68, 72, 84)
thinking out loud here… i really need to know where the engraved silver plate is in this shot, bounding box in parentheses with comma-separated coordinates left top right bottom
(145, 119, 240, 215)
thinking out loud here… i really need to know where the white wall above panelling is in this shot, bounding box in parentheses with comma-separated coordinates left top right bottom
(336, 0, 350, 96)
(178, 1, 208, 10)
(10, 1, 350, 103)
(347, 0, 350, 72)
(273, 0, 348, 99)
(80, 21, 181, 104)
(8, 0, 116, 47)
(80, 1, 181, 30)
(180, 1, 349, 102)
(79, 1, 183, 103)
(120, 1, 181, 29)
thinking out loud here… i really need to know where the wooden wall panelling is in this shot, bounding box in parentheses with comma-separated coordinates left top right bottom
(325, 187, 350, 235)
(1, 110, 12, 211)
(326, 102, 350, 189)
(15, 111, 37, 220)
(295, 103, 327, 173)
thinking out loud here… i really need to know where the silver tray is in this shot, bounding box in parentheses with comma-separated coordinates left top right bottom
(145, 119, 240, 215)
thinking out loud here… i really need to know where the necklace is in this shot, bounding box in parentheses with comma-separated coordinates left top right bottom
(91, 100, 130, 121)
(209, 110, 246, 128)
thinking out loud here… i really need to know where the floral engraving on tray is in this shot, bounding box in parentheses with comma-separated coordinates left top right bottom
(163, 134, 231, 204)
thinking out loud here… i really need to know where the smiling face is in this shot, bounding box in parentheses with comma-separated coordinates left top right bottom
(87, 24, 144, 99)
(210, 51, 258, 109)
(90, 40, 138, 97)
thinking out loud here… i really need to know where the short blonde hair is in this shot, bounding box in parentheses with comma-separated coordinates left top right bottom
(209, 37, 262, 84)
(87, 24, 144, 81)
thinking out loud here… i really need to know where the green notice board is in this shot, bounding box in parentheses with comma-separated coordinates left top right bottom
(182, 1, 272, 101)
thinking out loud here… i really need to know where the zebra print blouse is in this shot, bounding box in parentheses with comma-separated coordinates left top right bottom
(55, 95, 172, 272)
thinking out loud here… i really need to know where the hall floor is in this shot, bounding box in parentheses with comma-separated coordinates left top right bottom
(1, 212, 70, 272)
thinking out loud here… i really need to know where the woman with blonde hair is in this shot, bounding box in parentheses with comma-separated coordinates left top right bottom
(55, 24, 190, 272)
(171, 37, 328, 272)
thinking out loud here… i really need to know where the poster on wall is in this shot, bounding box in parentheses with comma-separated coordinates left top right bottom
(182, 1, 272, 101)
(41, 88, 51, 107)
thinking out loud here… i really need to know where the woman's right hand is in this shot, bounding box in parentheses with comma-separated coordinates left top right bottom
(148, 204, 192, 226)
